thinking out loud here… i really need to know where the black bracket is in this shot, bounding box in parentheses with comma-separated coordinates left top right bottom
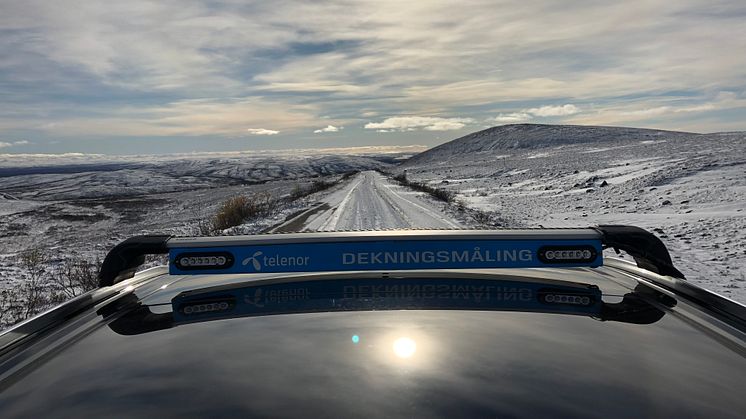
(98, 235, 171, 287)
(595, 225, 685, 279)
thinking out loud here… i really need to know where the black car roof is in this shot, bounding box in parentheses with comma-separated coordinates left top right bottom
(2, 263, 746, 418)
(1, 227, 745, 418)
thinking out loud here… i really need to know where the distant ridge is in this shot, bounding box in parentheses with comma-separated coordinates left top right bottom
(402, 124, 699, 166)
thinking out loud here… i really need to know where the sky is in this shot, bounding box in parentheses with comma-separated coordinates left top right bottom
(1, 0, 745, 155)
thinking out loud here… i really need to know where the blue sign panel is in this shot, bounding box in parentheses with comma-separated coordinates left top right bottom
(169, 239, 602, 275)
(171, 278, 603, 324)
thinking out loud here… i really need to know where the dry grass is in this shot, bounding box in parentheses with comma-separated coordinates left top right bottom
(208, 191, 277, 233)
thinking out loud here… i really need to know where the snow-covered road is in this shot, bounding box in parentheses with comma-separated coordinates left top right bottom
(273, 171, 462, 231)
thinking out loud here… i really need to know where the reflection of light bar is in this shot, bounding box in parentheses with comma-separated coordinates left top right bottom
(542, 294, 592, 306)
(167, 230, 603, 275)
(171, 277, 603, 324)
(183, 301, 232, 315)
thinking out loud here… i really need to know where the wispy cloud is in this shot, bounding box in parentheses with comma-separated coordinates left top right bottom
(0, 1, 744, 153)
(314, 125, 342, 133)
(565, 91, 745, 129)
(365, 116, 474, 132)
(488, 113, 533, 124)
(526, 104, 581, 117)
(247, 128, 280, 136)
(488, 104, 580, 124)
(0, 140, 30, 148)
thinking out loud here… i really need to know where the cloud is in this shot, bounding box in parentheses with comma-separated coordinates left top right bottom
(1, 1, 745, 152)
(314, 125, 342, 133)
(423, 120, 473, 131)
(489, 113, 533, 123)
(526, 104, 581, 117)
(563, 92, 745, 129)
(675, 103, 716, 113)
(485, 105, 579, 125)
(365, 116, 474, 132)
(4, 98, 319, 138)
(246, 128, 279, 136)
(0, 140, 30, 148)
(620, 107, 671, 117)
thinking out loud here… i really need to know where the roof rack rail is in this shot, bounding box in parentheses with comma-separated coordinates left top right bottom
(98, 235, 170, 287)
(593, 225, 685, 279)
(97, 225, 684, 287)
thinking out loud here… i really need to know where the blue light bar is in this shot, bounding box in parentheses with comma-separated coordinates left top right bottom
(167, 230, 603, 275)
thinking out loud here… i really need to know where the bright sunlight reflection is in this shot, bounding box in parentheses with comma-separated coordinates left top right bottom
(392, 337, 417, 358)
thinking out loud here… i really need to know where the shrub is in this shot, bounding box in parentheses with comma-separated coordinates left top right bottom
(428, 186, 455, 203)
(52, 258, 100, 299)
(287, 179, 337, 201)
(341, 171, 359, 180)
(19, 249, 51, 319)
(1, 252, 105, 329)
(1, 249, 52, 326)
(471, 210, 493, 226)
(309, 180, 335, 193)
(290, 184, 306, 200)
(390, 172, 454, 203)
(213, 195, 251, 231)
(211, 192, 276, 232)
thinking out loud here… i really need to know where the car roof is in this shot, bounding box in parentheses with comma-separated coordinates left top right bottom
(1, 261, 745, 418)
(1, 227, 745, 418)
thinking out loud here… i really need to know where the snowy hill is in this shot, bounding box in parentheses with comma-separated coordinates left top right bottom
(404, 124, 700, 167)
(399, 124, 746, 302)
(0, 154, 392, 200)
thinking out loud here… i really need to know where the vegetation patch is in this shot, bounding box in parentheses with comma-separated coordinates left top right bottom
(392, 172, 455, 203)
(202, 192, 276, 234)
(1, 249, 102, 328)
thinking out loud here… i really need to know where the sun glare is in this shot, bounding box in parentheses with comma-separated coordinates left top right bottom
(392, 337, 417, 358)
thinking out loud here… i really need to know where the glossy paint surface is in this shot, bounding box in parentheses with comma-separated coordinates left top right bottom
(1, 305, 745, 418)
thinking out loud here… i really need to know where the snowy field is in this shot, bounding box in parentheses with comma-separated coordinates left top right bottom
(0, 150, 400, 314)
(1, 125, 744, 329)
(400, 124, 746, 302)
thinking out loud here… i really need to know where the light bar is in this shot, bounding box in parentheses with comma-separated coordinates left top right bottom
(167, 230, 603, 275)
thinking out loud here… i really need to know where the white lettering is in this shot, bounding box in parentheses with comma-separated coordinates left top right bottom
(337, 249, 537, 266)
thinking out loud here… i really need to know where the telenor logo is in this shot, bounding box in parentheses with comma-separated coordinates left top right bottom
(242, 251, 264, 271)
(537, 245, 598, 264)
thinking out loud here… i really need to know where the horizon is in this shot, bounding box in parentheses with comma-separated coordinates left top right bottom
(2, 1, 745, 155)
(0, 122, 743, 161)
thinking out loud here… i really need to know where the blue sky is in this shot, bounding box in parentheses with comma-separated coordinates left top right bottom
(1, 0, 745, 155)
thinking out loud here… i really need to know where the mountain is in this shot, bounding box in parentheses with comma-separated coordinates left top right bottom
(402, 124, 701, 167)
(394, 123, 746, 302)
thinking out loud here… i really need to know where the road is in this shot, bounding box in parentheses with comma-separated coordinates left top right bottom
(272, 171, 462, 232)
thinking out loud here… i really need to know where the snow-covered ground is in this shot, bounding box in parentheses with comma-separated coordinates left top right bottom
(1, 124, 744, 326)
(401, 124, 746, 302)
(0, 152, 396, 305)
(271, 171, 462, 232)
